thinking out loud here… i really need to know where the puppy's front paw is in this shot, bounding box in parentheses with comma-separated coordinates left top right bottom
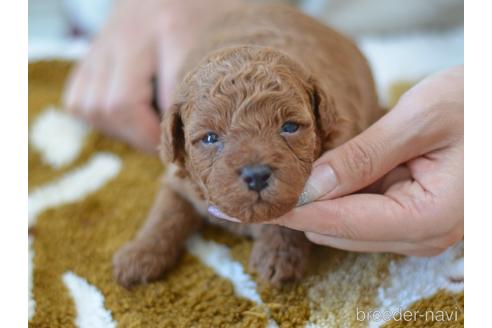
(249, 237, 309, 287)
(113, 240, 177, 288)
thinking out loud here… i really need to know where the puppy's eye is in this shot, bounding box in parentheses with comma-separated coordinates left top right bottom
(281, 121, 299, 133)
(202, 132, 219, 144)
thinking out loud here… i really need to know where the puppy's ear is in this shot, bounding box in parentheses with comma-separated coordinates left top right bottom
(309, 77, 352, 151)
(160, 103, 186, 166)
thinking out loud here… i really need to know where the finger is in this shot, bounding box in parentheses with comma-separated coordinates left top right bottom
(361, 165, 412, 194)
(300, 110, 423, 204)
(107, 57, 160, 149)
(105, 61, 144, 115)
(304, 233, 445, 256)
(81, 59, 112, 122)
(275, 193, 418, 242)
(63, 62, 90, 115)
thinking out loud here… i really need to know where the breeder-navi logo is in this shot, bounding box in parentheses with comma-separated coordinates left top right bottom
(356, 307, 460, 323)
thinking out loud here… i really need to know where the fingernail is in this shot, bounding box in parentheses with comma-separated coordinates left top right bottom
(297, 164, 337, 206)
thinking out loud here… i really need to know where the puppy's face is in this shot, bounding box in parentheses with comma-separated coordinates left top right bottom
(162, 47, 327, 223)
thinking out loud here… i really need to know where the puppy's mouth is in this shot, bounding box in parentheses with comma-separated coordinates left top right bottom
(206, 172, 306, 223)
(207, 193, 270, 222)
(208, 196, 288, 223)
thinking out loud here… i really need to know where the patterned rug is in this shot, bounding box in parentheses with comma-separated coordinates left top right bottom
(28, 61, 464, 328)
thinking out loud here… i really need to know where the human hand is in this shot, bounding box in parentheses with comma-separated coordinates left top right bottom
(272, 66, 464, 256)
(63, 0, 242, 153)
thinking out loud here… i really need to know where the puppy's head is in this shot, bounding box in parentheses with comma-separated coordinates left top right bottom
(161, 46, 337, 223)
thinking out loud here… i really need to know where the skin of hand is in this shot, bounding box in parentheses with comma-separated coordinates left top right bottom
(63, 0, 242, 153)
(272, 66, 464, 257)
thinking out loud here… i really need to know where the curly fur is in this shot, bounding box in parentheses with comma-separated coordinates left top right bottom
(114, 3, 382, 288)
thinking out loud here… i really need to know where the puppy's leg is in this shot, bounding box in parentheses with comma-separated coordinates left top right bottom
(249, 226, 311, 287)
(113, 186, 202, 288)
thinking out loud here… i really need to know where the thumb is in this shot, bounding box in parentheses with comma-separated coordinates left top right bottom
(300, 110, 418, 204)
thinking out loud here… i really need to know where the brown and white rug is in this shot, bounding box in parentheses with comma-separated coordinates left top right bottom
(28, 61, 463, 328)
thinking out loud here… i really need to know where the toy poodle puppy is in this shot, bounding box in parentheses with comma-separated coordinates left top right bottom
(113, 3, 381, 288)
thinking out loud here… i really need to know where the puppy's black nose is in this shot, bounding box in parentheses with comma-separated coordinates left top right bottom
(240, 164, 272, 192)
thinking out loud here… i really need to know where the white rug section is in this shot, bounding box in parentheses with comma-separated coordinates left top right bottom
(28, 38, 89, 62)
(368, 241, 464, 328)
(358, 26, 464, 105)
(30, 107, 90, 168)
(186, 235, 262, 303)
(28, 152, 122, 227)
(28, 237, 35, 320)
(186, 235, 278, 328)
(301, 0, 462, 37)
(27, 24, 463, 110)
(62, 271, 117, 328)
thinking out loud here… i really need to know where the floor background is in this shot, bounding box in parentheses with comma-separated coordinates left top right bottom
(28, 0, 464, 106)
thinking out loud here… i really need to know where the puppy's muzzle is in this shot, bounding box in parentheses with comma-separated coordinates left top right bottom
(239, 164, 272, 192)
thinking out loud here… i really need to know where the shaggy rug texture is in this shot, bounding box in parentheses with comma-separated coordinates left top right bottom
(28, 61, 463, 328)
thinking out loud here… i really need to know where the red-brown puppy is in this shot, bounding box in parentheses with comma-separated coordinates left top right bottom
(113, 4, 382, 288)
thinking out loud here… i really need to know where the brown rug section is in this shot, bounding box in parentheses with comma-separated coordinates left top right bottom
(384, 291, 464, 327)
(28, 61, 308, 327)
(29, 61, 463, 328)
